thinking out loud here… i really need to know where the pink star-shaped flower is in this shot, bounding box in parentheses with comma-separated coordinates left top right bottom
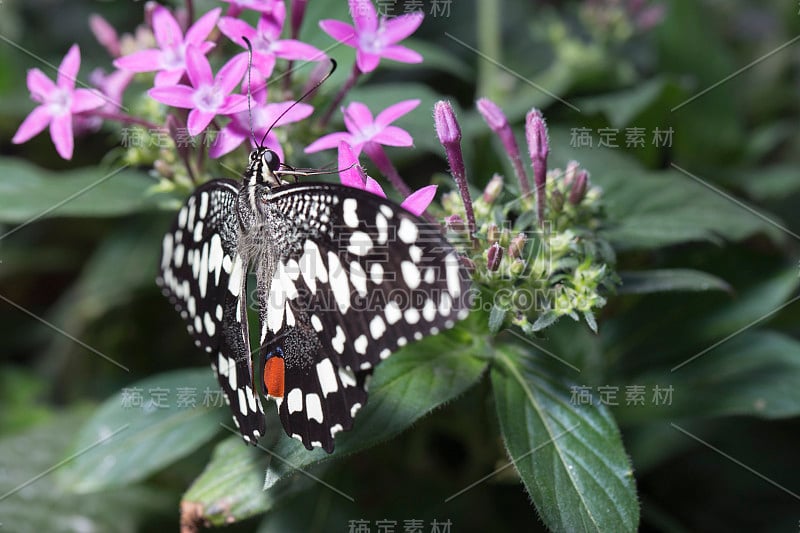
(218, 1, 323, 77)
(113, 6, 220, 86)
(148, 46, 248, 136)
(320, 0, 423, 73)
(337, 142, 436, 216)
(12, 45, 105, 160)
(220, 0, 278, 14)
(209, 80, 313, 160)
(305, 99, 419, 155)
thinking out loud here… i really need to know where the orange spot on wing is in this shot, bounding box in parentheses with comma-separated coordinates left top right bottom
(264, 356, 285, 398)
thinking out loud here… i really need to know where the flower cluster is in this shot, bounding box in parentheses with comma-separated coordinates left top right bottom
(435, 99, 618, 334)
(12, 0, 618, 336)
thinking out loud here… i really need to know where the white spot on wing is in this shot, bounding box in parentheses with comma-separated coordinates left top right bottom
(311, 315, 324, 332)
(306, 393, 323, 422)
(401, 261, 421, 289)
(327, 251, 350, 314)
(398, 218, 418, 244)
(370, 315, 386, 339)
(287, 388, 302, 413)
(343, 198, 359, 228)
(338, 366, 356, 387)
(445, 252, 461, 298)
(349, 260, 367, 297)
(316, 359, 338, 397)
(370, 262, 384, 284)
(385, 301, 402, 325)
(203, 312, 216, 336)
(332, 325, 346, 354)
(375, 213, 388, 244)
(354, 334, 368, 354)
(348, 231, 372, 256)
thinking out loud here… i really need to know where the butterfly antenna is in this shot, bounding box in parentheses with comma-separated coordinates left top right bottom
(241, 36, 258, 148)
(260, 58, 337, 148)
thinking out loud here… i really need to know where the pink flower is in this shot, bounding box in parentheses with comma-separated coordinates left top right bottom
(12, 45, 105, 160)
(209, 81, 313, 160)
(218, 2, 323, 77)
(337, 142, 436, 217)
(220, 0, 278, 15)
(148, 47, 248, 136)
(305, 99, 419, 155)
(320, 0, 423, 73)
(113, 6, 220, 86)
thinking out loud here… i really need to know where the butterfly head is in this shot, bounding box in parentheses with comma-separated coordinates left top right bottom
(245, 147, 283, 188)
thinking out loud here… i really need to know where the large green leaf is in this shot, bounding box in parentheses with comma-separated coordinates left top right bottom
(0, 409, 169, 533)
(0, 157, 168, 223)
(617, 330, 800, 423)
(618, 269, 731, 294)
(262, 327, 489, 488)
(57, 369, 225, 493)
(491, 345, 639, 533)
(547, 127, 785, 249)
(182, 436, 310, 527)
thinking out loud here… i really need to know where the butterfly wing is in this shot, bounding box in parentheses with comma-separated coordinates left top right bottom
(157, 179, 266, 442)
(255, 183, 471, 452)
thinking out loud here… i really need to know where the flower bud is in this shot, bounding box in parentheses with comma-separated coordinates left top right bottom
(526, 108, 549, 226)
(550, 189, 564, 213)
(445, 214, 465, 232)
(487, 223, 500, 244)
(509, 258, 526, 277)
(563, 160, 580, 186)
(482, 173, 504, 204)
(569, 170, 589, 205)
(486, 242, 503, 272)
(508, 233, 527, 258)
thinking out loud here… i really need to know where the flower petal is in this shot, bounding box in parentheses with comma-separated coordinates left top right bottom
(342, 101, 374, 133)
(154, 68, 186, 86)
(185, 7, 221, 44)
(220, 94, 249, 115)
(58, 44, 81, 90)
(185, 46, 213, 88)
(262, 101, 314, 128)
(365, 177, 387, 198)
(375, 99, 420, 128)
(382, 12, 424, 44)
(218, 16, 256, 47)
(50, 113, 74, 160)
(373, 125, 413, 146)
(348, 0, 377, 33)
(379, 45, 423, 64)
(258, 3, 285, 39)
(305, 132, 351, 153)
(401, 184, 437, 216)
(337, 141, 366, 188)
(187, 109, 216, 136)
(208, 125, 246, 158)
(319, 20, 357, 46)
(152, 5, 183, 49)
(355, 49, 381, 73)
(71, 89, 107, 113)
(252, 52, 276, 78)
(216, 53, 248, 95)
(149, 85, 196, 108)
(12, 106, 51, 144)
(113, 49, 163, 73)
(27, 69, 56, 100)
(272, 40, 324, 61)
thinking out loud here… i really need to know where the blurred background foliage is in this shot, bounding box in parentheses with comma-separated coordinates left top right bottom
(1, 0, 799, 531)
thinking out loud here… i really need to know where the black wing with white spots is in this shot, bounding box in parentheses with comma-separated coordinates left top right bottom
(157, 180, 265, 442)
(256, 183, 471, 452)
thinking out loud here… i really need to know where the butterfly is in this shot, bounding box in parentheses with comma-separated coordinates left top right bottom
(156, 146, 471, 452)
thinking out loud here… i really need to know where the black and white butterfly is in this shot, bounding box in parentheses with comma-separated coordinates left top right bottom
(157, 147, 472, 452)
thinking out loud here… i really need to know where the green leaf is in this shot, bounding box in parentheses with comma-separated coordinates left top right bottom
(548, 127, 785, 249)
(618, 330, 800, 423)
(262, 328, 488, 488)
(57, 369, 226, 493)
(491, 346, 639, 533)
(0, 157, 167, 223)
(575, 77, 673, 128)
(182, 436, 309, 527)
(618, 269, 732, 294)
(0, 409, 169, 533)
(488, 303, 506, 334)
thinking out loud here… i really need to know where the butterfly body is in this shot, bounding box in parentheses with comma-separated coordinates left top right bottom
(158, 148, 471, 452)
